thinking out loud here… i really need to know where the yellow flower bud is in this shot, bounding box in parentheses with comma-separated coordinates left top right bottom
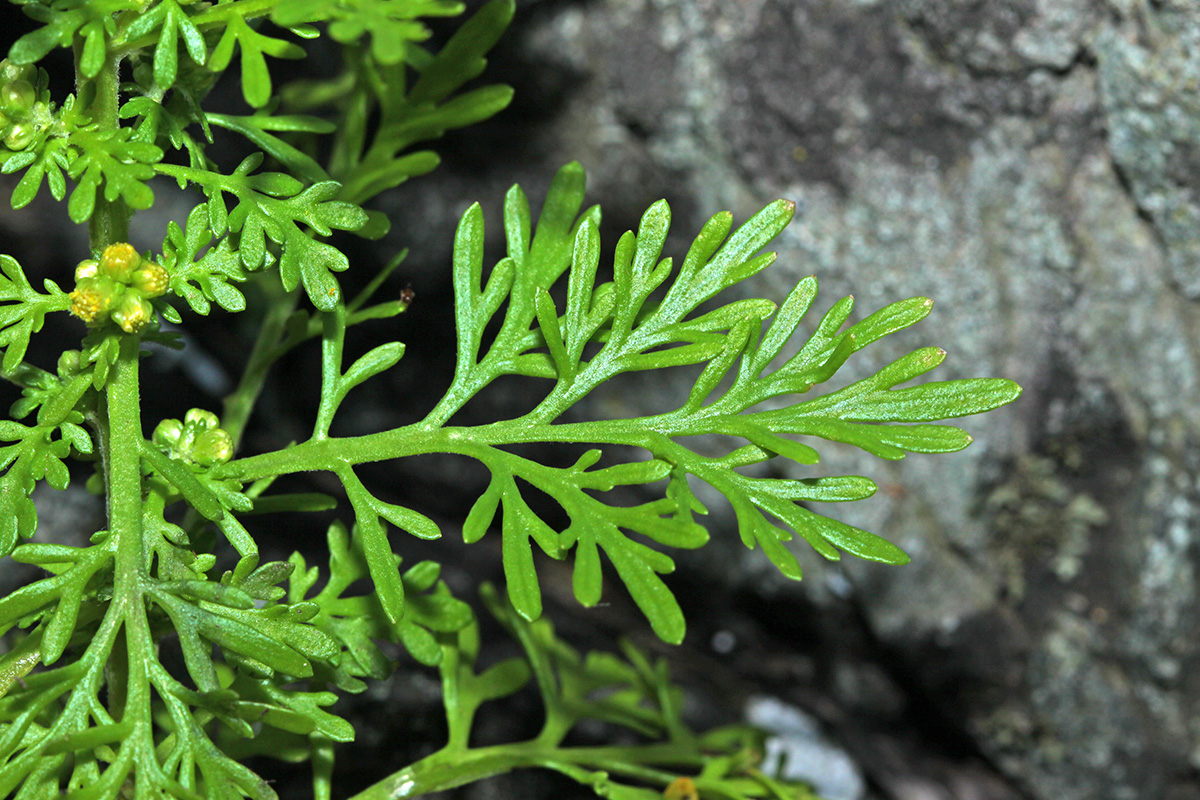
(57, 350, 82, 376)
(74, 259, 98, 281)
(131, 262, 169, 297)
(69, 277, 121, 324)
(0, 60, 35, 87)
(0, 80, 34, 117)
(153, 410, 233, 466)
(99, 243, 141, 281)
(111, 293, 153, 334)
(152, 418, 183, 450)
(3, 121, 32, 151)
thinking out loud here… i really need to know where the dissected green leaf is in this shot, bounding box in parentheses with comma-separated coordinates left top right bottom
(288, 171, 1018, 640)
(157, 161, 369, 310)
(272, 0, 462, 66)
(161, 205, 249, 315)
(66, 128, 163, 223)
(0, 255, 68, 373)
(209, 14, 305, 108)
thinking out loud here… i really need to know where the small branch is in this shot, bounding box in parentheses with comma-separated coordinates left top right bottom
(313, 304, 346, 440)
(221, 277, 298, 449)
(346, 741, 709, 800)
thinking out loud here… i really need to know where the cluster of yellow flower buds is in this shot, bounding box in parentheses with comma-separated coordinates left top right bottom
(152, 408, 234, 467)
(0, 59, 51, 151)
(69, 243, 170, 334)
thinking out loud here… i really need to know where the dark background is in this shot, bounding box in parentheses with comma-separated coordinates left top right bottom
(3, 1, 1199, 799)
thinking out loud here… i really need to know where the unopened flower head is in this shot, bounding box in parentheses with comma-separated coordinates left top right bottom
(68, 243, 171, 331)
(99, 243, 141, 281)
(111, 293, 153, 334)
(68, 277, 121, 324)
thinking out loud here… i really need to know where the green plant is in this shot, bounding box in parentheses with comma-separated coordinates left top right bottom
(0, 1, 1021, 798)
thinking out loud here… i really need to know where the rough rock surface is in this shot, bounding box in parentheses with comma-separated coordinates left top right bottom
(381, 1, 1200, 798)
(0, 1, 1196, 799)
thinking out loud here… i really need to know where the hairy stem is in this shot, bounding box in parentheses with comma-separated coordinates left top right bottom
(215, 416, 676, 481)
(78, 50, 129, 250)
(108, 336, 143, 599)
(105, 335, 154, 748)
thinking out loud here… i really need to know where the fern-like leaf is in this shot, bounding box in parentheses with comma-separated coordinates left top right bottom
(217, 164, 1021, 645)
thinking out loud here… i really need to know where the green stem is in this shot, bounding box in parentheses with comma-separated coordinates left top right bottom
(314, 304, 346, 440)
(215, 416, 678, 482)
(311, 734, 334, 800)
(105, 335, 152, 736)
(222, 277, 299, 449)
(108, 336, 144, 600)
(222, 274, 410, 448)
(347, 742, 706, 800)
(79, 50, 129, 250)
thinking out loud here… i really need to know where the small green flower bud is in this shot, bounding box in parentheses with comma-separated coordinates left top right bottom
(153, 410, 234, 466)
(152, 418, 183, 450)
(0, 60, 35, 87)
(0, 80, 33, 116)
(69, 276, 122, 324)
(3, 121, 33, 151)
(184, 408, 220, 431)
(131, 262, 169, 297)
(75, 259, 99, 281)
(193, 429, 233, 466)
(112, 293, 154, 334)
(57, 350, 82, 377)
(26, 101, 51, 135)
(100, 243, 141, 281)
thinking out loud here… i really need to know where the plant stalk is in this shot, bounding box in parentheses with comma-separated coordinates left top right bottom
(347, 742, 708, 800)
(108, 335, 143, 601)
(222, 276, 299, 449)
(105, 335, 153, 734)
(78, 50, 130, 250)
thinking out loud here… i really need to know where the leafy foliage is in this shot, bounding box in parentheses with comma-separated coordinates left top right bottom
(360, 583, 822, 800)
(157, 155, 369, 310)
(218, 164, 1018, 644)
(9, 0, 135, 74)
(121, 0, 208, 91)
(272, 0, 462, 66)
(0, 0, 1020, 798)
(65, 123, 163, 222)
(0, 502, 466, 798)
(0, 255, 68, 373)
(209, 13, 306, 108)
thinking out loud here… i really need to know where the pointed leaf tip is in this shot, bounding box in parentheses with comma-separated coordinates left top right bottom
(997, 378, 1023, 403)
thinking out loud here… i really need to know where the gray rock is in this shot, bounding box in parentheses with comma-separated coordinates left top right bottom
(387, 0, 1199, 798)
(5, 0, 1197, 798)
(746, 696, 866, 800)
